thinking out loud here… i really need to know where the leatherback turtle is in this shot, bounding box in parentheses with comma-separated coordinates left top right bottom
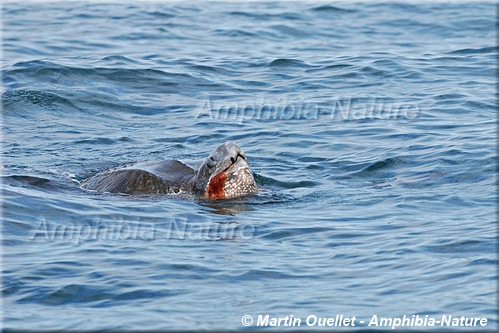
(81, 142, 258, 199)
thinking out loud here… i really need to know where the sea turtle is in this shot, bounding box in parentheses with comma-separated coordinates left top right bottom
(81, 142, 258, 199)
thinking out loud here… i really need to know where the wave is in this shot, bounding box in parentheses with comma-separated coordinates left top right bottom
(2, 90, 81, 112)
(310, 4, 355, 13)
(447, 46, 498, 55)
(267, 58, 309, 68)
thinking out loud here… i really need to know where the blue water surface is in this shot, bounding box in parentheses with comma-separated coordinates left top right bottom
(1, 1, 497, 330)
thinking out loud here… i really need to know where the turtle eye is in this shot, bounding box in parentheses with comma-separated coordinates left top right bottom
(207, 156, 216, 168)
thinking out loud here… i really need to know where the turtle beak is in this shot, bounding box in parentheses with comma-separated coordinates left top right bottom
(223, 153, 246, 173)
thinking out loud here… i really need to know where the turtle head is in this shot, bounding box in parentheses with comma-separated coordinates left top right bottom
(194, 142, 258, 199)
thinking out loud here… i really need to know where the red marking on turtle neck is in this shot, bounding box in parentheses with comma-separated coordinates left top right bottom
(206, 171, 226, 198)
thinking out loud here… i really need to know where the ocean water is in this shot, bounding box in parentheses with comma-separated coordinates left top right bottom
(1, 1, 497, 330)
